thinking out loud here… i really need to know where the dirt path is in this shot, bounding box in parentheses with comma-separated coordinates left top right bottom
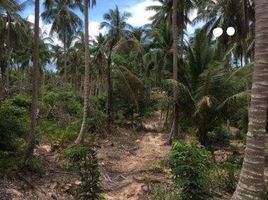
(0, 112, 171, 200)
(100, 132, 170, 200)
(99, 113, 171, 200)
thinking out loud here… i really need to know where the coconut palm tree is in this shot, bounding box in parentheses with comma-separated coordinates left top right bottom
(159, 28, 251, 146)
(196, 0, 254, 66)
(0, 0, 25, 93)
(232, 0, 268, 199)
(169, 0, 179, 142)
(42, 0, 82, 80)
(148, 0, 197, 142)
(143, 22, 173, 84)
(25, 0, 40, 158)
(75, 0, 96, 144)
(91, 33, 107, 95)
(100, 6, 132, 134)
(147, 0, 196, 29)
(0, 0, 20, 17)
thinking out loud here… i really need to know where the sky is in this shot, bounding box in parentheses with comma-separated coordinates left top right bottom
(21, 0, 163, 45)
(21, 0, 199, 45)
(19, 0, 200, 71)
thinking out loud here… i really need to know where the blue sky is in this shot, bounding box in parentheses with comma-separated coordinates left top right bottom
(21, 0, 149, 21)
(22, 0, 199, 45)
(22, 0, 163, 43)
(20, 0, 199, 71)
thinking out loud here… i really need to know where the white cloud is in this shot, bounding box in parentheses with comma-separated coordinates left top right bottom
(27, 15, 103, 45)
(126, 1, 198, 29)
(26, 14, 34, 24)
(189, 9, 198, 22)
(126, 0, 160, 27)
(89, 21, 104, 39)
(27, 14, 62, 45)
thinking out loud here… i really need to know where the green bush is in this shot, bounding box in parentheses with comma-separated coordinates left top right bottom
(0, 97, 30, 151)
(152, 184, 181, 200)
(21, 156, 45, 175)
(64, 144, 103, 200)
(209, 163, 240, 194)
(0, 151, 20, 173)
(43, 91, 83, 121)
(207, 125, 230, 147)
(90, 94, 106, 113)
(149, 164, 165, 173)
(169, 140, 213, 200)
(10, 95, 31, 110)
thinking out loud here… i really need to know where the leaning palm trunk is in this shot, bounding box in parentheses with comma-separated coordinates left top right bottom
(25, 0, 40, 158)
(76, 0, 90, 144)
(168, 0, 179, 143)
(232, 0, 268, 199)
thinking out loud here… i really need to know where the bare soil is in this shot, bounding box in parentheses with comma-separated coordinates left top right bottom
(99, 128, 171, 200)
(0, 113, 171, 200)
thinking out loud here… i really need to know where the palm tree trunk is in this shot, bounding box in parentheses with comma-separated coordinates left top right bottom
(168, 0, 179, 144)
(25, 0, 40, 158)
(242, 0, 249, 66)
(63, 31, 67, 80)
(232, 1, 268, 199)
(5, 15, 11, 95)
(76, 0, 90, 144)
(107, 50, 113, 135)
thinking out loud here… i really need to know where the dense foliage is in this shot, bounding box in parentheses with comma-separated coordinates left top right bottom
(0, 0, 264, 199)
(169, 141, 213, 200)
(64, 144, 103, 200)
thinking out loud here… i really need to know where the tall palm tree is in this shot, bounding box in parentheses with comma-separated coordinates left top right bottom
(148, 0, 196, 142)
(196, 0, 254, 66)
(75, 0, 96, 144)
(100, 6, 132, 134)
(147, 0, 196, 28)
(25, 0, 40, 158)
(169, 0, 179, 142)
(143, 23, 173, 83)
(0, 0, 22, 93)
(232, 0, 268, 199)
(42, 0, 82, 80)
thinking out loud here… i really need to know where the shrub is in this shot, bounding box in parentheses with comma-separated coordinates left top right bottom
(43, 91, 83, 122)
(10, 95, 31, 110)
(207, 125, 230, 147)
(152, 184, 181, 200)
(0, 151, 20, 173)
(169, 140, 213, 200)
(90, 94, 106, 113)
(21, 156, 45, 175)
(149, 164, 164, 173)
(0, 98, 30, 151)
(208, 162, 240, 194)
(64, 144, 103, 200)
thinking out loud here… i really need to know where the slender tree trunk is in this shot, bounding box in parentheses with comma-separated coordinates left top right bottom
(5, 15, 11, 95)
(232, 1, 268, 199)
(63, 31, 67, 80)
(107, 50, 113, 134)
(76, 0, 90, 144)
(25, 0, 40, 158)
(242, 0, 249, 66)
(168, 0, 179, 144)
